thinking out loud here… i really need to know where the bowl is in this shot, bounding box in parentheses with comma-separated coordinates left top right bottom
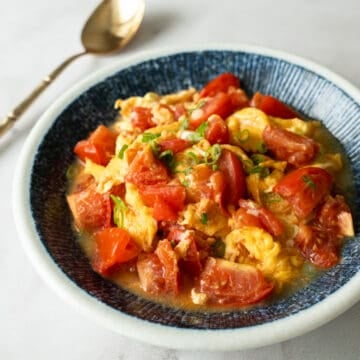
(13, 45, 360, 351)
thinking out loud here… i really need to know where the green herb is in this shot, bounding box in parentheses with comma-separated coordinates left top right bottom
(256, 142, 268, 154)
(237, 129, 250, 143)
(200, 212, 208, 224)
(263, 192, 283, 203)
(211, 239, 225, 258)
(251, 154, 265, 165)
(179, 117, 189, 131)
(182, 179, 190, 187)
(205, 144, 222, 168)
(242, 159, 254, 174)
(188, 99, 206, 113)
(159, 149, 175, 170)
(186, 151, 200, 165)
(117, 144, 128, 159)
(301, 175, 316, 190)
(142, 132, 161, 143)
(249, 165, 270, 178)
(196, 122, 208, 138)
(110, 195, 127, 228)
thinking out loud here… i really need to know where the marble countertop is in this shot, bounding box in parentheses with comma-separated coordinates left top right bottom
(1, 0, 359, 359)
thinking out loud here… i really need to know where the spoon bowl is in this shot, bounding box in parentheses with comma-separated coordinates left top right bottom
(0, 0, 145, 137)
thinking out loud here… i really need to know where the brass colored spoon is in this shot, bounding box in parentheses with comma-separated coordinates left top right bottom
(0, 0, 145, 137)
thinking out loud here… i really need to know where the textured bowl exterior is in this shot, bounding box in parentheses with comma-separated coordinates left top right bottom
(14, 46, 360, 350)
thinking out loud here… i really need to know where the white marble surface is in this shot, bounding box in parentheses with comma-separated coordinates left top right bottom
(1, 0, 359, 358)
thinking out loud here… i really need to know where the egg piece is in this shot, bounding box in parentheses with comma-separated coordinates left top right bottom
(269, 116, 320, 137)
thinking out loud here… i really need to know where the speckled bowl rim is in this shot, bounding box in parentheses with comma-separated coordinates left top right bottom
(13, 44, 360, 351)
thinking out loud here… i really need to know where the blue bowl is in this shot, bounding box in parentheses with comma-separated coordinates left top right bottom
(13, 46, 360, 350)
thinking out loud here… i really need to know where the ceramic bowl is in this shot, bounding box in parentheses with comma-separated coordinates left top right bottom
(13, 45, 360, 351)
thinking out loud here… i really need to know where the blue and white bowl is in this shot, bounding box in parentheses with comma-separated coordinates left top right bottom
(13, 45, 360, 351)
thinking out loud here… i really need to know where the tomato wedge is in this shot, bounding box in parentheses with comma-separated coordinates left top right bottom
(130, 106, 155, 131)
(74, 125, 117, 166)
(137, 253, 165, 295)
(263, 125, 319, 167)
(158, 138, 190, 153)
(125, 147, 170, 187)
(273, 167, 333, 219)
(218, 149, 246, 206)
(205, 115, 229, 144)
(196, 258, 273, 305)
(199, 73, 240, 98)
(250, 92, 299, 119)
(93, 227, 140, 275)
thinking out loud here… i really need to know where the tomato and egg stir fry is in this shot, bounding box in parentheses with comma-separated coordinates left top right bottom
(67, 73, 354, 308)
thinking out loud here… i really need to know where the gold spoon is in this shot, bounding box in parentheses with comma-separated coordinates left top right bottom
(0, 0, 145, 137)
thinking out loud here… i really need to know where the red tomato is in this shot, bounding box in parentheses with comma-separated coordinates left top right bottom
(229, 88, 250, 109)
(74, 125, 117, 166)
(189, 92, 236, 129)
(140, 184, 186, 211)
(125, 148, 169, 186)
(258, 207, 284, 237)
(295, 224, 339, 268)
(196, 258, 273, 305)
(218, 149, 246, 206)
(263, 126, 319, 167)
(173, 104, 186, 120)
(93, 228, 140, 275)
(273, 167, 333, 219)
(205, 115, 229, 144)
(199, 73, 240, 98)
(130, 107, 154, 131)
(232, 208, 263, 228)
(155, 240, 179, 295)
(250, 92, 299, 119)
(137, 253, 165, 295)
(152, 197, 178, 221)
(67, 180, 112, 232)
(158, 138, 190, 153)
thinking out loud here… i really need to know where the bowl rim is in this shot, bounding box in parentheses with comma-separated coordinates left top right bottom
(13, 43, 360, 351)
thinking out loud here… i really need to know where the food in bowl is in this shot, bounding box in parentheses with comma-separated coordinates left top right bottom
(66, 72, 354, 309)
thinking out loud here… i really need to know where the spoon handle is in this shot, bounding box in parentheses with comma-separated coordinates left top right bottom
(0, 51, 87, 137)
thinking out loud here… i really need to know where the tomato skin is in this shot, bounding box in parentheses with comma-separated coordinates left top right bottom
(130, 107, 154, 131)
(295, 224, 339, 268)
(137, 253, 165, 295)
(258, 207, 284, 237)
(158, 138, 190, 153)
(250, 92, 299, 119)
(93, 228, 140, 276)
(205, 115, 229, 144)
(199, 73, 240, 98)
(155, 240, 179, 295)
(273, 167, 333, 219)
(218, 149, 246, 206)
(74, 125, 117, 166)
(196, 258, 273, 305)
(263, 126, 319, 167)
(125, 147, 169, 187)
(189, 92, 236, 129)
(67, 180, 112, 232)
(232, 208, 263, 228)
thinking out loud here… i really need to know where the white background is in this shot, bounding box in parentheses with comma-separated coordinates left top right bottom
(1, 0, 359, 359)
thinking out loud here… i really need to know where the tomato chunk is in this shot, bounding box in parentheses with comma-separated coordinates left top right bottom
(250, 92, 299, 119)
(125, 147, 169, 187)
(218, 149, 246, 207)
(196, 258, 273, 305)
(137, 253, 165, 295)
(263, 126, 319, 167)
(205, 115, 229, 144)
(158, 138, 190, 153)
(93, 228, 140, 275)
(67, 179, 112, 232)
(130, 107, 154, 131)
(199, 73, 240, 98)
(273, 167, 333, 219)
(74, 125, 117, 166)
(155, 240, 179, 295)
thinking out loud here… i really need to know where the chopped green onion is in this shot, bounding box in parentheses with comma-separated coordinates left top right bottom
(117, 144, 128, 159)
(110, 195, 127, 228)
(196, 122, 208, 138)
(249, 165, 270, 178)
(179, 117, 189, 131)
(182, 179, 190, 187)
(301, 175, 316, 190)
(251, 154, 265, 165)
(211, 239, 225, 258)
(263, 192, 283, 203)
(66, 164, 77, 180)
(256, 142, 268, 154)
(186, 151, 200, 165)
(142, 132, 161, 143)
(201, 212, 208, 224)
(188, 99, 206, 113)
(237, 129, 250, 143)
(159, 149, 175, 170)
